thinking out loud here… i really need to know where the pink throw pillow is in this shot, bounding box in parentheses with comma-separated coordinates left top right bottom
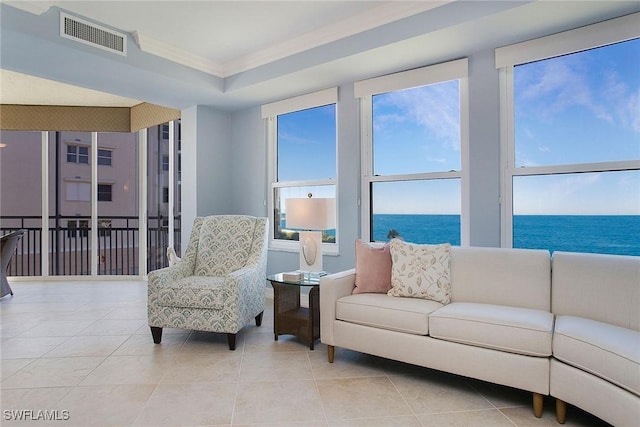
(353, 239, 392, 294)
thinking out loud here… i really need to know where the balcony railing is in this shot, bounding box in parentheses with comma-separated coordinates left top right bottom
(0, 215, 181, 276)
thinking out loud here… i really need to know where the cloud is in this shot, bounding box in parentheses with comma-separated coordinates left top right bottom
(626, 88, 640, 132)
(517, 51, 638, 132)
(277, 130, 319, 146)
(375, 81, 461, 151)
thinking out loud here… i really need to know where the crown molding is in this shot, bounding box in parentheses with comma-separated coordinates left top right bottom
(222, 1, 452, 77)
(131, 1, 451, 79)
(133, 31, 225, 77)
(2, 0, 51, 15)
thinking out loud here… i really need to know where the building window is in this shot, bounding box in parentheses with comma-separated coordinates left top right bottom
(98, 219, 112, 237)
(498, 18, 640, 256)
(97, 184, 112, 202)
(66, 144, 89, 164)
(263, 88, 338, 249)
(67, 220, 89, 238)
(161, 124, 169, 140)
(66, 182, 91, 201)
(162, 186, 169, 203)
(97, 149, 112, 166)
(162, 155, 169, 171)
(357, 59, 469, 244)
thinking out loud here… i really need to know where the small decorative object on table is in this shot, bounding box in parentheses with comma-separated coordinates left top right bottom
(282, 271, 303, 282)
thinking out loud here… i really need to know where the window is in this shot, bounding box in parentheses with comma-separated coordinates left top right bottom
(162, 155, 169, 171)
(97, 149, 112, 166)
(357, 59, 469, 244)
(66, 182, 90, 201)
(67, 220, 89, 238)
(162, 186, 169, 203)
(263, 88, 338, 250)
(97, 184, 112, 202)
(498, 16, 640, 256)
(66, 144, 89, 164)
(161, 124, 169, 140)
(98, 219, 112, 237)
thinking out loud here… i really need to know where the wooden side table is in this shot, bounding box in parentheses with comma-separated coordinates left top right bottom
(268, 273, 321, 350)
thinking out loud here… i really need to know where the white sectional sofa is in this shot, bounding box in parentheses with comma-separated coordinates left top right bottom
(550, 251, 640, 426)
(320, 244, 640, 424)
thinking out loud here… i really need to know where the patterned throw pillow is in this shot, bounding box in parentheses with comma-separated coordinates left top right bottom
(388, 239, 452, 304)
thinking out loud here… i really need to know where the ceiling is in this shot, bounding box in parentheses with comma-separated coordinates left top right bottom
(1, 0, 445, 108)
(1, 1, 639, 111)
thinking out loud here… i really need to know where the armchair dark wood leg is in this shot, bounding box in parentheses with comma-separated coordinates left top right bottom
(150, 326, 163, 344)
(227, 333, 237, 350)
(255, 311, 264, 327)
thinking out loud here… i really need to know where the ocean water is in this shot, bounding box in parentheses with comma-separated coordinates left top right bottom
(372, 214, 640, 256)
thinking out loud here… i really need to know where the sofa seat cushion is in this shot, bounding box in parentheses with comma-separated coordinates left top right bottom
(429, 302, 554, 357)
(336, 293, 443, 335)
(157, 276, 226, 309)
(554, 315, 640, 396)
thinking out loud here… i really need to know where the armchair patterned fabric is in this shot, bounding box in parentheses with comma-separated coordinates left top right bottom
(147, 215, 269, 350)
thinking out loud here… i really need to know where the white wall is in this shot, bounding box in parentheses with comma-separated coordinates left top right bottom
(229, 106, 268, 217)
(180, 105, 232, 252)
(468, 49, 502, 247)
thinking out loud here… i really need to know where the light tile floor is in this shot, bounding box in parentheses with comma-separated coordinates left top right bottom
(1, 280, 610, 427)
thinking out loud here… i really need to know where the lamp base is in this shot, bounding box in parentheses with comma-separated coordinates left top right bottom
(299, 230, 323, 272)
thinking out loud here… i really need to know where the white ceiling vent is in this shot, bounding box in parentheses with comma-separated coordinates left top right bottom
(60, 12, 127, 56)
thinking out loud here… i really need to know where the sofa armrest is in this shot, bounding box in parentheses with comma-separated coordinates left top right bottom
(320, 268, 356, 345)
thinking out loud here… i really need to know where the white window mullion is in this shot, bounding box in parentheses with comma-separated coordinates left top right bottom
(266, 117, 277, 242)
(41, 131, 49, 277)
(90, 132, 98, 276)
(500, 67, 514, 248)
(459, 77, 470, 246)
(138, 129, 148, 277)
(510, 160, 640, 177)
(168, 121, 175, 250)
(360, 96, 373, 242)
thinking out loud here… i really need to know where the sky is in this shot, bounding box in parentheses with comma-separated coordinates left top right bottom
(278, 38, 639, 216)
(513, 38, 639, 215)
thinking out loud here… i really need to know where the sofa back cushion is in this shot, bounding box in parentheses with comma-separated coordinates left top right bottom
(552, 251, 640, 331)
(450, 246, 551, 311)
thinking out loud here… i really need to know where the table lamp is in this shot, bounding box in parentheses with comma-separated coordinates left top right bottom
(285, 194, 335, 274)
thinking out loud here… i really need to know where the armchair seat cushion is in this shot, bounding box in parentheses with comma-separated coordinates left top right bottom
(429, 302, 554, 357)
(158, 276, 226, 309)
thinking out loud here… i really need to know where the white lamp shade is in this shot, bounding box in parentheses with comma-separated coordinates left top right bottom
(285, 197, 336, 230)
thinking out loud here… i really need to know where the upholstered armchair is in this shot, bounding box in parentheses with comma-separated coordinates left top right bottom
(1, 229, 26, 298)
(147, 215, 269, 350)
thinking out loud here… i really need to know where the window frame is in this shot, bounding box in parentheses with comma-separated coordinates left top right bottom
(263, 88, 339, 253)
(66, 143, 89, 164)
(97, 148, 112, 166)
(357, 59, 470, 244)
(498, 15, 640, 249)
(97, 183, 113, 202)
